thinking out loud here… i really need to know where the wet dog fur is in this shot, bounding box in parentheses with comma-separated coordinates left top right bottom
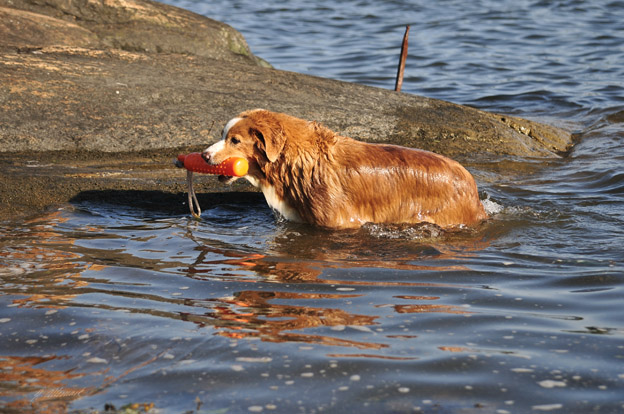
(202, 109, 488, 229)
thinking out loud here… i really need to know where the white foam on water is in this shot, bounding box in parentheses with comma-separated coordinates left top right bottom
(482, 195, 504, 216)
(364, 222, 444, 240)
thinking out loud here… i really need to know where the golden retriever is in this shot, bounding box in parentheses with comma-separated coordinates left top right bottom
(202, 109, 487, 229)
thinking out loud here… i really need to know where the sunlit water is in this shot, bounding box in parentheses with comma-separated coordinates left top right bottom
(1, 1, 623, 413)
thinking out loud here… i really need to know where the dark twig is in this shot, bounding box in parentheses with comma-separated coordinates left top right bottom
(394, 25, 410, 92)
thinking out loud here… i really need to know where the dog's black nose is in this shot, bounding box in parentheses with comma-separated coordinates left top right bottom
(201, 151, 211, 163)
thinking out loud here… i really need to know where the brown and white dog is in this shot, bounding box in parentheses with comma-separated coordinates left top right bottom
(202, 109, 488, 229)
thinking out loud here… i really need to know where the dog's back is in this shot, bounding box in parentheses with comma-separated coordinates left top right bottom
(275, 137, 486, 228)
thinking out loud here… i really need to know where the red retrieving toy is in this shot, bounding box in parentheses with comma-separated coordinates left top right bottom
(175, 153, 249, 219)
(176, 153, 249, 177)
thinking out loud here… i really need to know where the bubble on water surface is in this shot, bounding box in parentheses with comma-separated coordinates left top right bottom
(236, 357, 273, 363)
(87, 357, 108, 364)
(532, 403, 564, 411)
(538, 380, 567, 388)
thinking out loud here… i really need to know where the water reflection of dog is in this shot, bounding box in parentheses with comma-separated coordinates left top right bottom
(183, 226, 488, 350)
(187, 222, 489, 284)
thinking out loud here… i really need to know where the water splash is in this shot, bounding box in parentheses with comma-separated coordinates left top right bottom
(481, 194, 504, 216)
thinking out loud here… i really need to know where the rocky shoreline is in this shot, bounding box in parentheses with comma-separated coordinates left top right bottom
(0, 0, 573, 221)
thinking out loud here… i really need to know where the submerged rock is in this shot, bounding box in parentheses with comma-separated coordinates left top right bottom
(0, 0, 573, 220)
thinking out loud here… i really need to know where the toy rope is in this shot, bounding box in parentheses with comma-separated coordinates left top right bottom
(187, 169, 202, 219)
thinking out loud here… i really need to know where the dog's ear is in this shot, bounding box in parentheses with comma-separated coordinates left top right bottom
(251, 126, 285, 163)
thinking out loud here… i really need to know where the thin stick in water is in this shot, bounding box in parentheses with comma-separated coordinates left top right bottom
(395, 25, 410, 92)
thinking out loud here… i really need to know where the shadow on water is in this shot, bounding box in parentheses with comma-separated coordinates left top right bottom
(68, 190, 266, 216)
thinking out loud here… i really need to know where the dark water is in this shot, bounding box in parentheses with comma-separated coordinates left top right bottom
(2, 1, 624, 413)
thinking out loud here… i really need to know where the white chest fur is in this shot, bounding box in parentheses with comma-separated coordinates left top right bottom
(260, 184, 303, 223)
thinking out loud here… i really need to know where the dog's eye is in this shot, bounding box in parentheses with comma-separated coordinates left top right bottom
(230, 136, 240, 145)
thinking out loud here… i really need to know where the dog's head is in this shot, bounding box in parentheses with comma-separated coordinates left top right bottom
(202, 109, 288, 184)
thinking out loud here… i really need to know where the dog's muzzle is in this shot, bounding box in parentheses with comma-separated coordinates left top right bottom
(201, 151, 211, 163)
